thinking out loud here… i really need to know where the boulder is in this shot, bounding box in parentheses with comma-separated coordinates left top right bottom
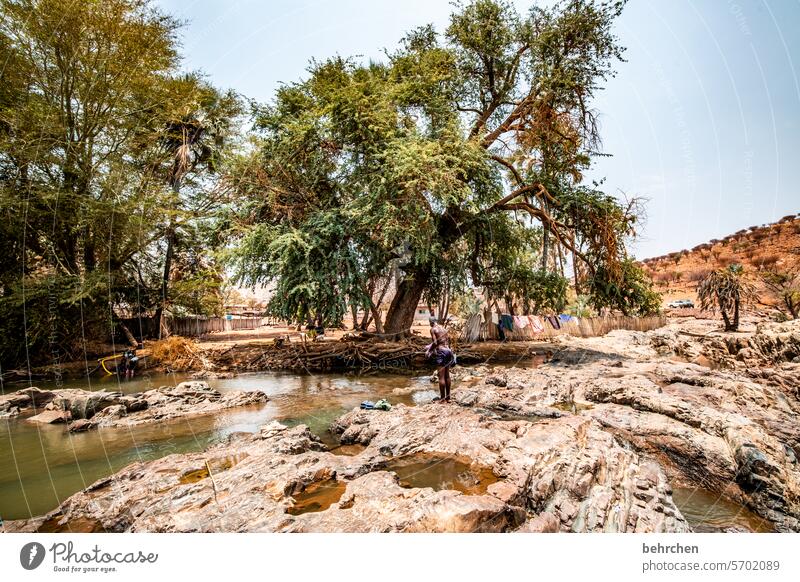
(27, 410, 71, 424)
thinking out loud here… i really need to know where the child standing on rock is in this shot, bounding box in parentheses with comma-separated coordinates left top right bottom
(426, 317, 456, 403)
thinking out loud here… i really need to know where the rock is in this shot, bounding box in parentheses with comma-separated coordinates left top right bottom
(90, 404, 127, 422)
(0, 386, 55, 413)
(330, 405, 688, 533)
(454, 390, 479, 407)
(7, 401, 689, 533)
(191, 370, 235, 380)
(119, 395, 148, 413)
(68, 419, 95, 433)
(517, 512, 561, 532)
(85, 382, 268, 429)
(6, 420, 525, 533)
(485, 374, 507, 387)
(447, 351, 800, 531)
(49, 390, 124, 420)
(13, 382, 267, 433)
(27, 410, 71, 424)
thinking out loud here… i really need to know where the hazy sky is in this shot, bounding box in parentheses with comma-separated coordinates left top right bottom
(155, 0, 800, 259)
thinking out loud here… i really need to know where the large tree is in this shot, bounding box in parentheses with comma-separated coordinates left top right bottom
(231, 0, 654, 333)
(0, 0, 237, 367)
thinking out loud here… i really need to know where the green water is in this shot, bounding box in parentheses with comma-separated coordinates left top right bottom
(0, 371, 437, 521)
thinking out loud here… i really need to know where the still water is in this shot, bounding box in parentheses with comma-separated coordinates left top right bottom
(0, 371, 437, 521)
(672, 487, 774, 532)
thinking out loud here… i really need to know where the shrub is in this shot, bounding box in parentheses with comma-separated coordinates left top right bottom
(755, 253, 780, 269)
(688, 269, 712, 282)
(587, 259, 662, 316)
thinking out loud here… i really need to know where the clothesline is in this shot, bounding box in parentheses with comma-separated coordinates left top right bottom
(489, 312, 578, 335)
(460, 312, 667, 342)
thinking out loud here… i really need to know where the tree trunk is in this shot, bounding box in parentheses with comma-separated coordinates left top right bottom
(350, 301, 359, 330)
(541, 226, 549, 271)
(158, 226, 176, 339)
(117, 321, 138, 348)
(383, 265, 431, 334)
(732, 299, 740, 331)
(369, 300, 384, 334)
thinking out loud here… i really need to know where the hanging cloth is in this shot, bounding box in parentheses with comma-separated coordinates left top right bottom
(529, 316, 545, 333)
(500, 314, 514, 332)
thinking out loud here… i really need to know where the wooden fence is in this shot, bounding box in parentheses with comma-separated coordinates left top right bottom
(119, 316, 264, 340)
(467, 314, 667, 341)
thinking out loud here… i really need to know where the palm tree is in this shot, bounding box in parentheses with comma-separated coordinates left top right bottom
(697, 264, 756, 331)
(152, 76, 240, 337)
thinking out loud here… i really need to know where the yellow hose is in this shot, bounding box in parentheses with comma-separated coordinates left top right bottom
(99, 354, 123, 375)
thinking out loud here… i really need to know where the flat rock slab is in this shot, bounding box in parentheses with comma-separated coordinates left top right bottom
(10, 381, 268, 432)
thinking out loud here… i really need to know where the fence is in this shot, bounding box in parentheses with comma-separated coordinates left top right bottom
(463, 313, 667, 342)
(119, 316, 264, 340)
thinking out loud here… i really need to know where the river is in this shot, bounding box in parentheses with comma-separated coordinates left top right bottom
(0, 370, 437, 521)
(0, 369, 771, 532)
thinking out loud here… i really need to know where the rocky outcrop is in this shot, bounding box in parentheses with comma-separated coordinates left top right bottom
(5, 318, 796, 534)
(5, 381, 268, 431)
(5, 402, 689, 533)
(649, 318, 800, 375)
(448, 342, 800, 532)
(5, 420, 527, 533)
(0, 387, 55, 418)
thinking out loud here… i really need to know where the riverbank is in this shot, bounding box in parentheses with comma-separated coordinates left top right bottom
(5, 315, 666, 381)
(4, 317, 798, 532)
(0, 381, 268, 432)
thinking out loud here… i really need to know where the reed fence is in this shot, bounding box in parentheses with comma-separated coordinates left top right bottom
(463, 313, 667, 342)
(119, 316, 264, 340)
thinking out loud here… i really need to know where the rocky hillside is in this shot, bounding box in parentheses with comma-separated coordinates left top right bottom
(642, 214, 800, 307)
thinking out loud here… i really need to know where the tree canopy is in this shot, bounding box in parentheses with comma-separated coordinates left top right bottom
(229, 0, 658, 331)
(0, 0, 663, 370)
(0, 0, 240, 367)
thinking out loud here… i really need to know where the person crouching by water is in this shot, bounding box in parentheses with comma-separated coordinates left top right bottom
(426, 316, 456, 403)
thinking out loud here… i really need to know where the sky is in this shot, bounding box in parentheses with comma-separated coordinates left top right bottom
(154, 0, 800, 259)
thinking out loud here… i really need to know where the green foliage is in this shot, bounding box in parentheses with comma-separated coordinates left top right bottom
(698, 264, 757, 331)
(588, 259, 661, 316)
(0, 0, 239, 367)
(231, 210, 371, 326)
(761, 267, 799, 319)
(567, 295, 594, 318)
(450, 291, 482, 318)
(228, 0, 637, 332)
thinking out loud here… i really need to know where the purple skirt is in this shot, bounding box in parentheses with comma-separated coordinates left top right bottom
(433, 347, 456, 368)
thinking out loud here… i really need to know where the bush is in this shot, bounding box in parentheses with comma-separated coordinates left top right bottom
(588, 259, 662, 316)
(755, 253, 780, 269)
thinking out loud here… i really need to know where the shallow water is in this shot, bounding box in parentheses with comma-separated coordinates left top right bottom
(672, 487, 774, 532)
(381, 453, 499, 495)
(0, 370, 437, 520)
(287, 479, 347, 515)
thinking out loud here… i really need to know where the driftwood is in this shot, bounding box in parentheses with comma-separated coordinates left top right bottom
(247, 338, 425, 371)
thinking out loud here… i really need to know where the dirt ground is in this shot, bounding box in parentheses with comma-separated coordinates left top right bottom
(194, 321, 436, 349)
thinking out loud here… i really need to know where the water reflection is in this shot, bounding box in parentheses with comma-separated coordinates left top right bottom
(0, 370, 432, 520)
